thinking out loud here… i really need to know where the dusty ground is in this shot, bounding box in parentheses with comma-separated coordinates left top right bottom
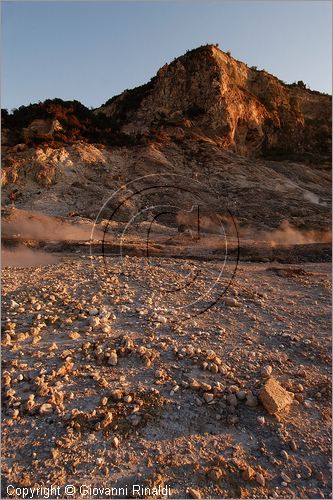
(1, 253, 331, 499)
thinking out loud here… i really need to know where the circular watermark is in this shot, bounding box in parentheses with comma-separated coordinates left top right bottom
(90, 174, 239, 323)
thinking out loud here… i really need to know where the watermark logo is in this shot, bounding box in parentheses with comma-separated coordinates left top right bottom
(90, 174, 239, 323)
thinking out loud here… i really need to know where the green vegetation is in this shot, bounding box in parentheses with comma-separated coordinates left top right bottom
(2, 98, 146, 147)
(101, 76, 157, 124)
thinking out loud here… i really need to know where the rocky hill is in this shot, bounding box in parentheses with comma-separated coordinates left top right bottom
(97, 45, 331, 159)
(1, 45, 331, 234)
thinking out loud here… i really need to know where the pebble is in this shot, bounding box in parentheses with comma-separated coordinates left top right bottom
(69, 331, 80, 340)
(261, 365, 273, 378)
(227, 394, 238, 407)
(39, 403, 54, 415)
(257, 416, 265, 425)
(11, 409, 20, 419)
(112, 436, 120, 448)
(108, 351, 118, 366)
(210, 364, 219, 374)
(224, 297, 240, 307)
(255, 472, 266, 486)
(111, 390, 123, 400)
(188, 487, 201, 499)
(245, 392, 258, 407)
(288, 440, 297, 453)
(90, 317, 100, 327)
(242, 466, 255, 481)
(26, 395, 35, 411)
(281, 472, 291, 483)
(89, 308, 99, 316)
(236, 390, 246, 400)
(207, 467, 223, 482)
(281, 450, 289, 460)
(229, 385, 239, 393)
(218, 364, 229, 375)
(203, 393, 214, 403)
(99, 412, 113, 429)
(300, 464, 312, 478)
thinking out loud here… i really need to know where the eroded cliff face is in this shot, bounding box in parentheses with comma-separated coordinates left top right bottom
(98, 45, 331, 158)
(1, 45, 331, 232)
(2, 140, 331, 233)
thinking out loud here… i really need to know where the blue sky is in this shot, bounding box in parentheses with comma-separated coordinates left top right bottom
(2, 1, 332, 110)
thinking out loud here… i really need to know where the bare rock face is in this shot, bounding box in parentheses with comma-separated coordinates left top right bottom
(22, 119, 63, 141)
(97, 45, 331, 159)
(1, 45, 331, 233)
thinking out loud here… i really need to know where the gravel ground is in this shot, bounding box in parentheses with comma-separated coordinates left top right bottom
(1, 256, 331, 499)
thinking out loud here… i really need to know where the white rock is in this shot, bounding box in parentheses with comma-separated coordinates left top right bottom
(108, 351, 118, 366)
(112, 436, 120, 448)
(89, 308, 99, 316)
(39, 403, 53, 415)
(261, 365, 273, 378)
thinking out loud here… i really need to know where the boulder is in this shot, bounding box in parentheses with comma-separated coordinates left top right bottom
(259, 378, 294, 415)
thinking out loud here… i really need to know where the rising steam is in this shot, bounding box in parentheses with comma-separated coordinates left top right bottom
(176, 211, 331, 247)
(1, 246, 59, 268)
(258, 220, 332, 247)
(2, 208, 104, 241)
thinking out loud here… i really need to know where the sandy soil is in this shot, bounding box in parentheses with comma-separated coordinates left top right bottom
(1, 255, 331, 499)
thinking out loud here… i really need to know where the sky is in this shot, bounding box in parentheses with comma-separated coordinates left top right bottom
(1, 0, 332, 111)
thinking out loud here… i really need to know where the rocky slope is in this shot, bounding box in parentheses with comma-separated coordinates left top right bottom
(1, 45, 331, 235)
(97, 45, 331, 159)
(1, 140, 331, 235)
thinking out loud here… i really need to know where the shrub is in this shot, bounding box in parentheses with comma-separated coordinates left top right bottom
(296, 80, 307, 89)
